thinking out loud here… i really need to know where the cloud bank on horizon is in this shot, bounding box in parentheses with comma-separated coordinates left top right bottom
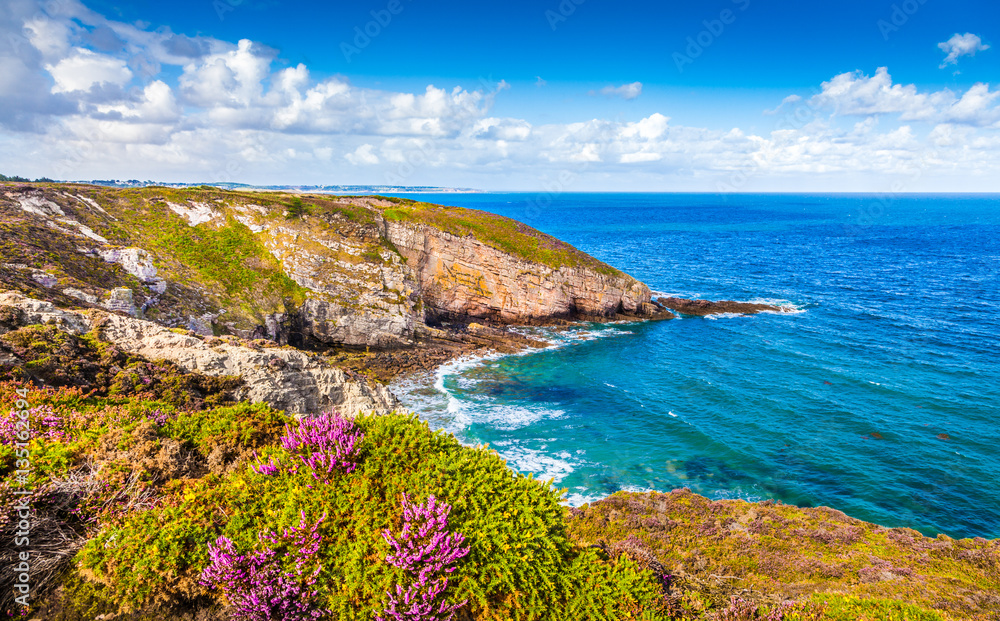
(0, 0, 998, 191)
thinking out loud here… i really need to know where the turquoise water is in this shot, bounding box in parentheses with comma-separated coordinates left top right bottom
(387, 193, 1000, 539)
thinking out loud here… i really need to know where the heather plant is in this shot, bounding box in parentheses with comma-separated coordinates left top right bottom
(379, 494, 470, 621)
(76, 412, 670, 620)
(200, 511, 328, 621)
(280, 410, 363, 479)
(716, 597, 826, 621)
(8, 371, 989, 621)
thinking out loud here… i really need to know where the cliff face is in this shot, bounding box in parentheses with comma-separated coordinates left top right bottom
(0, 183, 662, 351)
(383, 219, 651, 323)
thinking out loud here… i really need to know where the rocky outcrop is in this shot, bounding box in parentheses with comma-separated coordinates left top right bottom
(657, 297, 788, 316)
(0, 184, 668, 352)
(382, 219, 654, 323)
(0, 291, 398, 416)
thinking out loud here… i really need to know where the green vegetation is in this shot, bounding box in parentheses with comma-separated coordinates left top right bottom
(286, 196, 311, 219)
(565, 490, 999, 620)
(2, 324, 997, 620)
(1, 373, 666, 620)
(106, 187, 309, 321)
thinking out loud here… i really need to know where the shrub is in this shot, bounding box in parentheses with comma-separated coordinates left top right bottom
(379, 495, 470, 621)
(201, 511, 328, 621)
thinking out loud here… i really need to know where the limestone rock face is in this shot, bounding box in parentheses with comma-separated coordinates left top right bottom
(0, 291, 399, 416)
(244, 213, 421, 348)
(105, 287, 137, 316)
(383, 220, 652, 323)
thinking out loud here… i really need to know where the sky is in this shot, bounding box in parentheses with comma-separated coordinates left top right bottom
(0, 0, 998, 191)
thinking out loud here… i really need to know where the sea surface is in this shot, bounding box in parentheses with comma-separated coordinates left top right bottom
(385, 193, 1000, 539)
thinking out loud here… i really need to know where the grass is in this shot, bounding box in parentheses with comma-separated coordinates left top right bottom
(2, 324, 997, 620)
(565, 489, 1000, 620)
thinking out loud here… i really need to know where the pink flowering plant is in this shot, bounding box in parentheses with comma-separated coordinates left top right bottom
(200, 511, 329, 621)
(378, 495, 470, 621)
(279, 410, 364, 480)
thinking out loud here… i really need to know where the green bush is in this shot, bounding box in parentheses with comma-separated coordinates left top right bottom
(77, 412, 668, 620)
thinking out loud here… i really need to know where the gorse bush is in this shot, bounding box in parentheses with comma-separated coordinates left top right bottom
(76, 410, 669, 620)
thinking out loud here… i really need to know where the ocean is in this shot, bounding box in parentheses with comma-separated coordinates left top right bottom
(385, 193, 1000, 540)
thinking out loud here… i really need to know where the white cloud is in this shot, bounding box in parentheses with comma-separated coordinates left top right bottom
(593, 82, 643, 100)
(2, 0, 1000, 191)
(764, 94, 802, 115)
(345, 143, 379, 165)
(46, 47, 132, 93)
(939, 33, 990, 68)
(620, 151, 662, 163)
(810, 67, 1000, 126)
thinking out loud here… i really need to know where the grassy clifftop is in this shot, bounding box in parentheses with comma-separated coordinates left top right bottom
(369, 195, 627, 278)
(1, 183, 636, 341)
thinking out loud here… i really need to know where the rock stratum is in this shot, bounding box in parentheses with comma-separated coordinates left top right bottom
(0, 183, 667, 353)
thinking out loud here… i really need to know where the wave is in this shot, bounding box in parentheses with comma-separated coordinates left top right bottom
(492, 442, 584, 484)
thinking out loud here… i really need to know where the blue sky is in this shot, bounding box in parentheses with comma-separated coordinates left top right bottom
(0, 0, 998, 190)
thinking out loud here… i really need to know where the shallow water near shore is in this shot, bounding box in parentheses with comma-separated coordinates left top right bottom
(387, 192, 1000, 539)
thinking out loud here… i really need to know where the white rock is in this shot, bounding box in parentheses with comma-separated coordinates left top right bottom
(63, 288, 99, 304)
(166, 201, 218, 226)
(17, 196, 65, 217)
(0, 290, 399, 416)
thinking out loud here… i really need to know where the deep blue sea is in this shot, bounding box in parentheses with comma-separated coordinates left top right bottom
(385, 193, 1000, 540)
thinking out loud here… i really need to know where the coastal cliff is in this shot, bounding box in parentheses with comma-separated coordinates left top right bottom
(0, 184, 664, 353)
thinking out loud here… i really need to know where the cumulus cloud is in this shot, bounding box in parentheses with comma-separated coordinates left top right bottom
(939, 33, 990, 68)
(47, 47, 133, 93)
(2, 0, 1000, 190)
(345, 143, 379, 165)
(810, 67, 1000, 126)
(592, 82, 643, 100)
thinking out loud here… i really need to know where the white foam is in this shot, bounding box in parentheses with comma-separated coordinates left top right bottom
(563, 491, 604, 506)
(704, 312, 747, 321)
(496, 444, 580, 483)
(747, 298, 809, 314)
(474, 403, 566, 431)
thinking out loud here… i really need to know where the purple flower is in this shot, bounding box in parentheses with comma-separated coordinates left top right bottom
(281, 410, 363, 480)
(378, 496, 470, 621)
(201, 512, 328, 621)
(251, 451, 281, 476)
